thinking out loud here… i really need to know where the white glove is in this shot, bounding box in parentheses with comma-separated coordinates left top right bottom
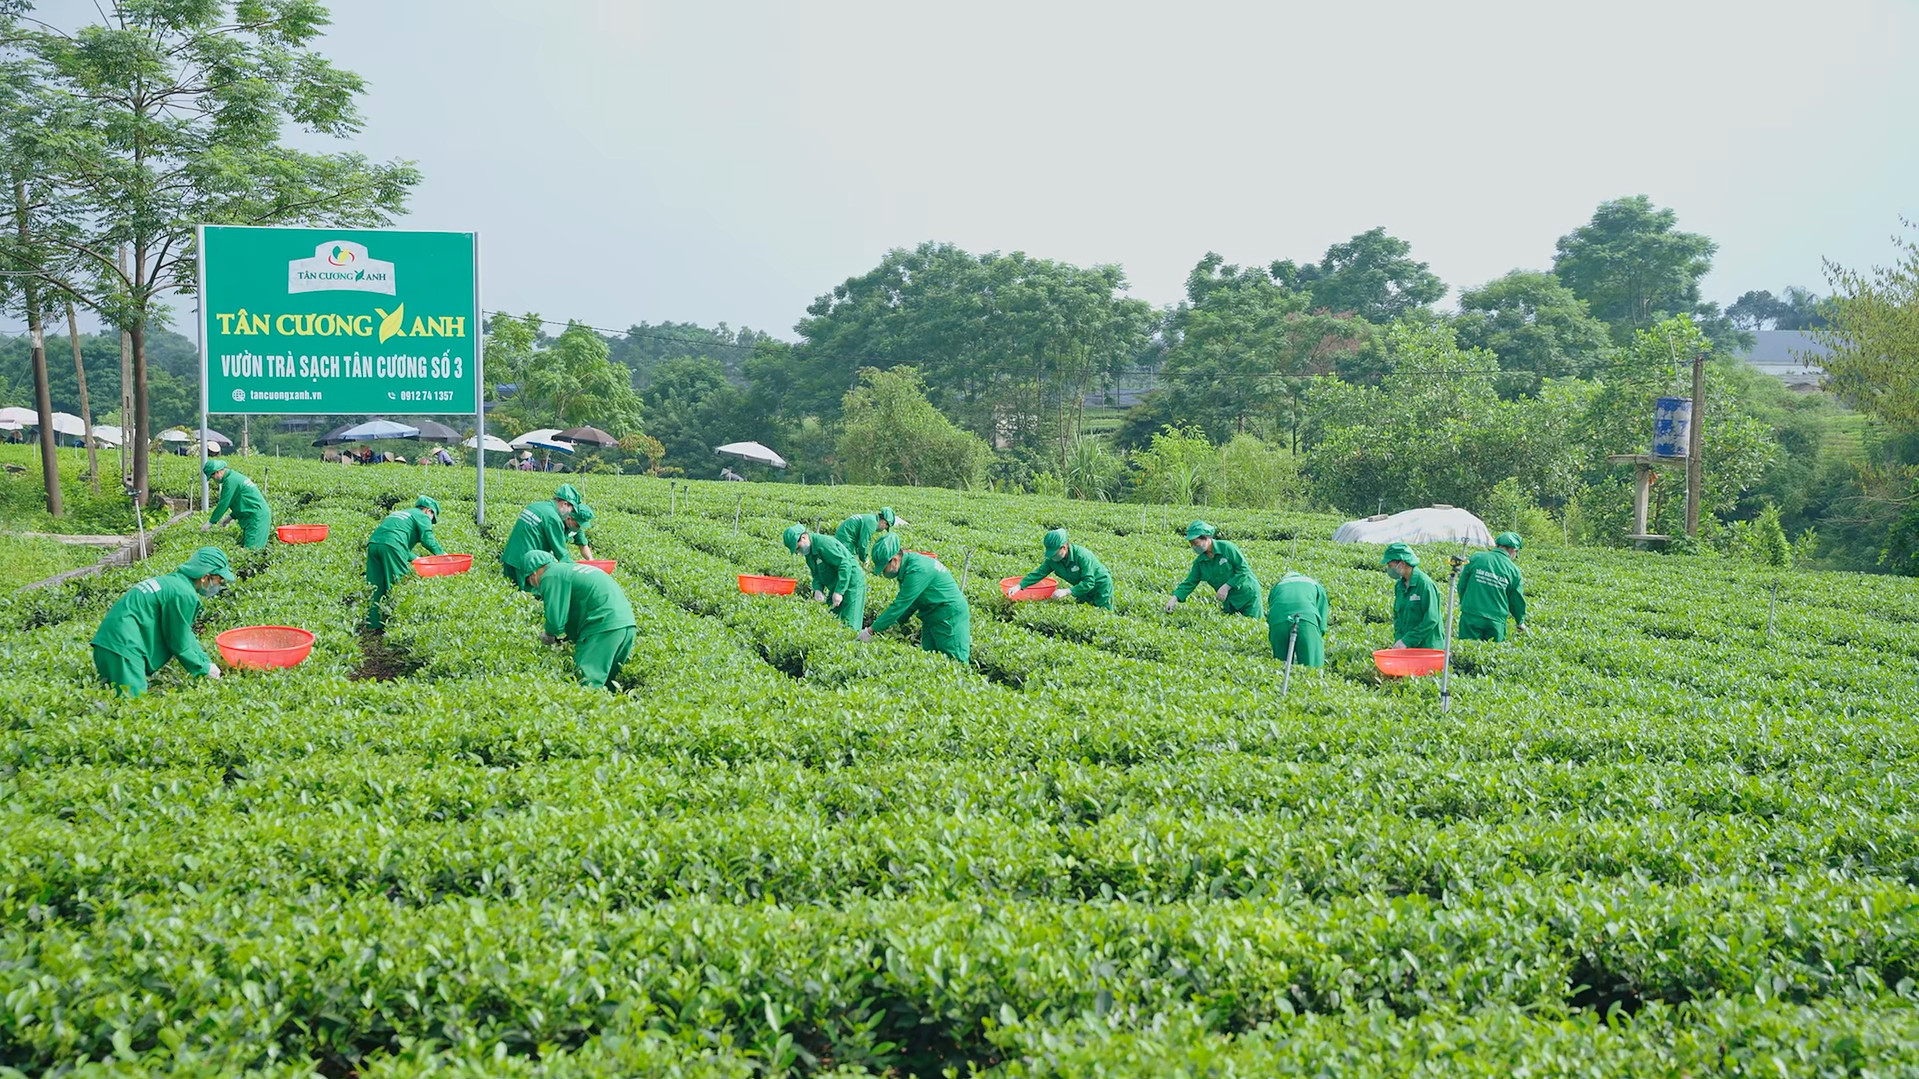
(1164, 598, 1179, 613)
(830, 592, 843, 608)
(200, 522, 211, 533)
(857, 627, 873, 643)
(1515, 624, 1529, 635)
(812, 590, 826, 603)
(1392, 640, 1406, 650)
(205, 664, 221, 680)
(1051, 588, 1072, 601)
(1216, 584, 1230, 601)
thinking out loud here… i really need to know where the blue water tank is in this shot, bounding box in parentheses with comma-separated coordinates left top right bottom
(1652, 396, 1691, 458)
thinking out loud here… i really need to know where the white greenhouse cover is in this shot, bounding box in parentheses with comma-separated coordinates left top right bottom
(1331, 505, 1494, 546)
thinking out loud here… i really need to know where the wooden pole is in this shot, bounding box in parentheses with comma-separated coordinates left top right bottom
(68, 303, 98, 494)
(1685, 351, 1705, 537)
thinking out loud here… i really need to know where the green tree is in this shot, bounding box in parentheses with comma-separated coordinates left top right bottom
(1552, 196, 1716, 343)
(1817, 222, 1919, 428)
(608, 321, 770, 384)
(1127, 424, 1223, 506)
(1271, 227, 1446, 322)
(517, 322, 643, 434)
(1728, 286, 1827, 331)
(1452, 270, 1614, 388)
(836, 366, 990, 489)
(13, 0, 419, 501)
(639, 356, 752, 475)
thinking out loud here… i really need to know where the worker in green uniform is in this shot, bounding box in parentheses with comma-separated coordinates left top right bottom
(1166, 520, 1262, 618)
(201, 459, 272, 549)
(835, 506, 905, 567)
(1382, 541, 1444, 649)
(1265, 570, 1330, 667)
(859, 532, 970, 662)
(89, 546, 234, 696)
(1017, 528, 1113, 609)
(363, 495, 447, 631)
(1457, 531, 1528, 641)
(500, 487, 594, 589)
(783, 523, 866, 630)
(522, 551, 637, 690)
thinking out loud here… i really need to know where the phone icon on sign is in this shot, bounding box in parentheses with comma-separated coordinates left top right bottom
(388, 392, 397, 400)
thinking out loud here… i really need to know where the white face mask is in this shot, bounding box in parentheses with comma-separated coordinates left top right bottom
(198, 580, 225, 598)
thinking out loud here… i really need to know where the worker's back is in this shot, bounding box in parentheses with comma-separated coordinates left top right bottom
(1266, 572, 1328, 631)
(539, 563, 636, 639)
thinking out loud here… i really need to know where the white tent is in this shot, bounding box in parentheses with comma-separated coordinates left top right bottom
(1332, 505, 1494, 547)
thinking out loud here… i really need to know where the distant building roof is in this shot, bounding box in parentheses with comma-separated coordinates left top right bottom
(1739, 330, 1826, 385)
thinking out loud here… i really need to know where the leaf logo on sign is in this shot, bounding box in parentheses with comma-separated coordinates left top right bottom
(376, 305, 405, 343)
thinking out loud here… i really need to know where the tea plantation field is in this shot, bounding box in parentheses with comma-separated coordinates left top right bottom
(4, 451, 1919, 1076)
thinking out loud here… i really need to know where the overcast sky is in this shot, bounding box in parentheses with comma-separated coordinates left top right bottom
(47, 0, 1919, 338)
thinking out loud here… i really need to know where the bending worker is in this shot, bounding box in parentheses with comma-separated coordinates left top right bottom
(783, 523, 865, 630)
(500, 485, 595, 590)
(364, 495, 446, 631)
(859, 533, 970, 663)
(1166, 520, 1261, 618)
(1017, 528, 1113, 609)
(1457, 531, 1528, 641)
(201, 459, 272, 549)
(1383, 541, 1443, 649)
(521, 551, 636, 690)
(90, 546, 234, 696)
(1266, 570, 1330, 667)
(836, 506, 904, 567)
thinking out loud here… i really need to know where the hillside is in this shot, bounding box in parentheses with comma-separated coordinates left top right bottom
(3, 450, 1918, 1075)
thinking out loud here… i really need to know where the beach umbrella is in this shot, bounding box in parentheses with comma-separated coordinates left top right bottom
(45, 412, 87, 438)
(508, 428, 562, 449)
(715, 440, 788, 469)
(162, 426, 232, 446)
(90, 425, 124, 447)
(412, 419, 463, 443)
(0, 406, 38, 426)
(462, 433, 514, 452)
(556, 425, 618, 447)
(325, 419, 420, 444)
(523, 436, 575, 454)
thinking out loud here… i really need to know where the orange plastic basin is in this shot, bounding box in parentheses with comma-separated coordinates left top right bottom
(581, 558, 617, 573)
(413, 553, 473, 577)
(1373, 648, 1448, 677)
(216, 626, 316, 670)
(1001, 575, 1057, 601)
(914, 550, 938, 559)
(275, 524, 328, 544)
(739, 574, 798, 595)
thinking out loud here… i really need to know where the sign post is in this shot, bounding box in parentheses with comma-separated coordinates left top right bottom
(197, 226, 483, 521)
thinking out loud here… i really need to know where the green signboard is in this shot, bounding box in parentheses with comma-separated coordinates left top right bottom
(198, 226, 479, 415)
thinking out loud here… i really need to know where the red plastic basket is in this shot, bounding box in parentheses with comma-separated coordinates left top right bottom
(1000, 575, 1058, 601)
(275, 524, 328, 544)
(581, 559, 617, 573)
(216, 625, 316, 670)
(1372, 648, 1448, 677)
(739, 574, 799, 595)
(412, 553, 473, 577)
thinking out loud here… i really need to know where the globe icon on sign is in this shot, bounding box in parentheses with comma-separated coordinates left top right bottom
(231, 389, 245, 403)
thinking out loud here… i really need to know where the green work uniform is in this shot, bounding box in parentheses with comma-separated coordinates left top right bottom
(210, 469, 272, 549)
(535, 561, 638, 689)
(1393, 567, 1444, 649)
(90, 565, 219, 697)
(872, 552, 971, 662)
(1019, 539, 1114, 609)
(1457, 549, 1526, 641)
(835, 514, 883, 567)
(501, 500, 579, 590)
(1175, 539, 1262, 618)
(803, 532, 867, 630)
(364, 508, 446, 631)
(1266, 571, 1329, 667)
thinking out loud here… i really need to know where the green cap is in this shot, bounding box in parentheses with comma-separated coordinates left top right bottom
(782, 523, 806, 553)
(1044, 528, 1069, 554)
(1382, 542, 1419, 567)
(870, 532, 902, 569)
(202, 459, 228, 477)
(1185, 520, 1216, 540)
(878, 506, 897, 528)
(554, 484, 584, 506)
(521, 550, 558, 586)
(179, 546, 236, 582)
(570, 504, 595, 532)
(1495, 531, 1523, 551)
(415, 495, 441, 515)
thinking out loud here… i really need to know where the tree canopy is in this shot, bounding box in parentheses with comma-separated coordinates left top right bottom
(1552, 196, 1716, 343)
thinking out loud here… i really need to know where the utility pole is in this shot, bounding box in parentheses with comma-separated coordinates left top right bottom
(119, 246, 133, 488)
(1684, 350, 1705, 537)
